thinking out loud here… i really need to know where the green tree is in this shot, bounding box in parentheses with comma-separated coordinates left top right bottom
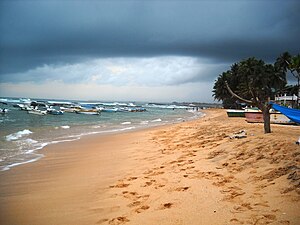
(213, 57, 286, 133)
(276, 52, 300, 107)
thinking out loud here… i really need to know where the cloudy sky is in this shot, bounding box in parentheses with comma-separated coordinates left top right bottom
(0, 0, 299, 102)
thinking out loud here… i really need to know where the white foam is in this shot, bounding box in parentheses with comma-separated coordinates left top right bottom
(61, 125, 70, 129)
(6, 129, 33, 141)
(151, 118, 162, 122)
(48, 137, 81, 145)
(24, 138, 38, 144)
(1, 125, 139, 172)
(121, 121, 131, 125)
(140, 120, 149, 125)
(146, 104, 192, 109)
(1, 154, 44, 171)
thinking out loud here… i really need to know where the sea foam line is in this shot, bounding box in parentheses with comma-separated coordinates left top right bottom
(0, 126, 136, 172)
(6, 129, 33, 141)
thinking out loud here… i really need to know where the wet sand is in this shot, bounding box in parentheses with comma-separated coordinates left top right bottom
(0, 109, 299, 225)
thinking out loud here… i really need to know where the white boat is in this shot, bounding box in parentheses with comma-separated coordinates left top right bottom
(75, 107, 101, 115)
(47, 107, 64, 115)
(0, 108, 8, 114)
(76, 110, 100, 115)
(14, 104, 33, 111)
(27, 108, 47, 115)
(102, 107, 120, 112)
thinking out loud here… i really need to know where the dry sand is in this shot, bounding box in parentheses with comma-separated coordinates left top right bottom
(0, 109, 299, 225)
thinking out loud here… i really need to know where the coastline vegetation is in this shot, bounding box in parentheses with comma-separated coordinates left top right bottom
(213, 52, 300, 133)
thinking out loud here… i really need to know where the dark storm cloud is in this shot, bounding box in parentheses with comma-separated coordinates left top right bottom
(0, 0, 299, 77)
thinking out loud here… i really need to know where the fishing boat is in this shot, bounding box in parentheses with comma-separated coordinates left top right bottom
(271, 103, 300, 124)
(47, 107, 64, 115)
(244, 108, 295, 124)
(75, 107, 101, 115)
(27, 108, 47, 115)
(101, 107, 120, 112)
(76, 110, 100, 115)
(14, 104, 32, 111)
(0, 108, 8, 114)
(226, 109, 245, 117)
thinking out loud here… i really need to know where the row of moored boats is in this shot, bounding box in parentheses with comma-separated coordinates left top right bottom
(226, 105, 300, 125)
(1, 100, 147, 116)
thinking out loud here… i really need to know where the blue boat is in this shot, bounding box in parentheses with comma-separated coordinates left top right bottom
(271, 103, 300, 124)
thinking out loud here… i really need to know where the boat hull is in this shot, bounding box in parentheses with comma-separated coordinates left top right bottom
(245, 111, 295, 124)
(27, 110, 47, 115)
(226, 109, 245, 117)
(48, 110, 64, 115)
(76, 111, 100, 115)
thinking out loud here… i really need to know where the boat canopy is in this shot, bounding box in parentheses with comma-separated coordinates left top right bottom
(271, 103, 300, 124)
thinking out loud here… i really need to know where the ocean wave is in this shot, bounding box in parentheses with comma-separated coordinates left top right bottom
(1, 154, 44, 171)
(24, 138, 38, 144)
(61, 125, 70, 129)
(146, 104, 191, 109)
(1, 119, 16, 123)
(151, 118, 162, 122)
(121, 121, 131, 125)
(6, 129, 33, 141)
(140, 120, 149, 125)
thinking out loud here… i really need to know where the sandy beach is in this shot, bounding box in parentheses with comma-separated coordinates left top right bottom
(0, 109, 299, 225)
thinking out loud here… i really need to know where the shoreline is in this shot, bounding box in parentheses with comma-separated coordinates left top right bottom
(0, 109, 299, 224)
(1, 109, 204, 172)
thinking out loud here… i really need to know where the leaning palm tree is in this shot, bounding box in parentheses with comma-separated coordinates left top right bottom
(214, 57, 286, 133)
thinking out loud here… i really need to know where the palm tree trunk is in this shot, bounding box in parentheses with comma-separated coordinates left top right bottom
(262, 106, 271, 133)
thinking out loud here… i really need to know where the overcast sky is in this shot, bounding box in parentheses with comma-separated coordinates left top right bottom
(0, 0, 299, 102)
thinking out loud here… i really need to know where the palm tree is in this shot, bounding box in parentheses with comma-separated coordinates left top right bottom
(276, 52, 300, 108)
(214, 57, 287, 133)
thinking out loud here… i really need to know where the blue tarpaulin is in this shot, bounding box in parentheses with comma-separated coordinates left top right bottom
(271, 103, 300, 124)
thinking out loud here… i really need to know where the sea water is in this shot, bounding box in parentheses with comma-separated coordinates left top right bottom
(0, 98, 203, 171)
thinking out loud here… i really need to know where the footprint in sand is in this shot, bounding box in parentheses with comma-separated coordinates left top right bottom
(127, 177, 138, 181)
(110, 181, 130, 188)
(97, 218, 109, 224)
(141, 180, 156, 187)
(232, 202, 253, 212)
(159, 202, 174, 210)
(127, 201, 141, 208)
(122, 191, 139, 200)
(251, 214, 277, 224)
(135, 205, 150, 213)
(174, 186, 190, 192)
(253, 201, 269, 208)
(109, 216, 130, 225)
(229, 218, 242, 224)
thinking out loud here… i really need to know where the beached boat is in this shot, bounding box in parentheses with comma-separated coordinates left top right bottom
(244, 108, 295, 124)
(226, 109, 245, 117)
(271, 103, 300, 124)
